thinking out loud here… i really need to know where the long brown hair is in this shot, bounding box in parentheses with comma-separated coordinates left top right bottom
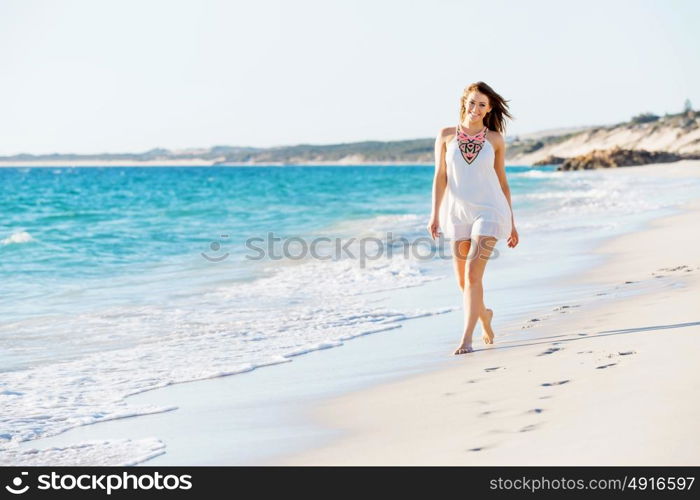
(459, 81, 513, 134)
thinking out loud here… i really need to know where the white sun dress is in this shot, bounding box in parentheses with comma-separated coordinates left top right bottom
(439, 125, 512, 241)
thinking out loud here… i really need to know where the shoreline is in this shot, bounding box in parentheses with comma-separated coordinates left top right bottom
(8, 161, 700, 466)
(6, 214, 593, 465)
(274, 162, 700, 465)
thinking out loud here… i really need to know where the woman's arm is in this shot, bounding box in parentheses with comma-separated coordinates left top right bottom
(432, 127, 450, 215)
(428, 127, 450, 239)
(492, 132, 515, 227)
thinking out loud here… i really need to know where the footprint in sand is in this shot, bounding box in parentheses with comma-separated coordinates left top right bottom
(541, 380, 570, 387)
(553, 304, 580, 312)
(522, 318, 542, 329)
(467, 446, 487, 452)
(659, 265, 690, 272)
(596, 363, 617, 369)
(527, 408, 544, 414)
(466, 379, 479, 384)
(488, 429, 509, 435)
(538, 347, 562, 356)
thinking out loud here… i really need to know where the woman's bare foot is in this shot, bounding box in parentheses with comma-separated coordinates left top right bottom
(482, 308, 495, 344)
(454, 344, 474, 355)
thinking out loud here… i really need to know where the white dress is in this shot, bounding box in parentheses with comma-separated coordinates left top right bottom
(439, 126, 512, 241)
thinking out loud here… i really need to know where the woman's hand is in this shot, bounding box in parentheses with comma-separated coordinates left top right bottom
(507, 225, 519, 248)
(427, 215, 441, 240)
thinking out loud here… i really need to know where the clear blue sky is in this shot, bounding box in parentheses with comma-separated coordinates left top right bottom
(1, 0, 698, 155)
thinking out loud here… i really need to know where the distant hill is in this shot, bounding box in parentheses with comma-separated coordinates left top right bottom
(1, 110, 698, 167)
(508, 110, 700, 166)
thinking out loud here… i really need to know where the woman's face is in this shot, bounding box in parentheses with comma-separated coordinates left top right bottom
(464, 91, 492, 122)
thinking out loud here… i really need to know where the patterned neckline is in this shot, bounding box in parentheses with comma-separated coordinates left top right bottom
(457, 124, 487, 138)
(456, 124, 488, 165)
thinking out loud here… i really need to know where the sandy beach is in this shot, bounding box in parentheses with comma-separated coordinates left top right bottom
(276, 161, 700, 466)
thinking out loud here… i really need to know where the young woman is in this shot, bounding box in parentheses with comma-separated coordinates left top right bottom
(427, 81, 519, 355)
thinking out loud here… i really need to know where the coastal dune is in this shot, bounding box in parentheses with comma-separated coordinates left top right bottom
(277, 162, 700, 466)
(511, 114, 700, 166)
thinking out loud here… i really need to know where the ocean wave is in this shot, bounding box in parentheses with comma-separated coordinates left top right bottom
(0, 438, 166, 466)
(1, 231, 33, 245)
(322, 213, 426, 239)
(521, 189, 612, 200)
(0, 253, 449, 465)
(511, 169, 563, 179)
(511, 170, 700, 234)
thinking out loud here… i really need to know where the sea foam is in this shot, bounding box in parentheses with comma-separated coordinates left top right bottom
(0, 252, 449, 465)
(1, 231, 33, 245)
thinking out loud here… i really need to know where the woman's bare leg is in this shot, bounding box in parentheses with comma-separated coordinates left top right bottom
(482, 308, 495, 344)
(454, 236, 497, 354)
(451, 238, 496, 354)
